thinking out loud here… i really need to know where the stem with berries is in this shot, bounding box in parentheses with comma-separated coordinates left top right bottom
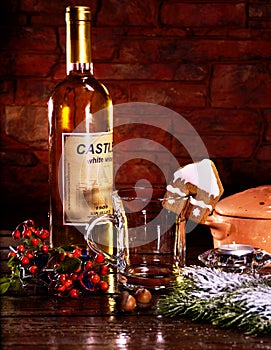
(0, 219, 110, 298)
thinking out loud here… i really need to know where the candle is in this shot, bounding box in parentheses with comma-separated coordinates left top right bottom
(217, 243, 254, 257)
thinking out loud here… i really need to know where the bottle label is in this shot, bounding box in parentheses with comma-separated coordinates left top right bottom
(62, 132, 113, 225)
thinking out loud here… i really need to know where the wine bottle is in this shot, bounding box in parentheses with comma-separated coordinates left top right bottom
(48, 6, 113, 248)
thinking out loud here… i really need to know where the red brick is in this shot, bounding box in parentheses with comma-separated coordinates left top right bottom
(15, 53, 57, 77)
(0, 80, 15, 104)
(249, 20, 271, 29)
(0, 134, 29, 151)
(1, 151, 38, 166)
(249, 4, 271, 18)
(211, 64, 271, 108)
(130, 82, 206, 108)
(191, 27, 271, 40)
(52, 61, 66, 80)
(177, 108, 262, 135)
(114, 157, 169, 187)
(256, 144, 271, 161)
(171, 135, 258, 159)
(125, 27, 187, 38)
(228, 159, 271, 187)
(0, 26, 57, 51)
(190, 39, 271, 61)
(114, 123, 172, 151)
(0, 52, 57, 77)
(160, 2, 246, 27)
(92, 28, 125, 61)
(97, 0, 157, 26)
(105, 82, 129, 104)
(119, 37, 271, 63)
(119, 38, 183, 63)
(16, 79, 55, 106)
(202, 135, 258, 158)
(94, 63, 208, 81)
(95, 63, 174, 80)
(5, 106, 48, 149)
(263, 109, 271, 141)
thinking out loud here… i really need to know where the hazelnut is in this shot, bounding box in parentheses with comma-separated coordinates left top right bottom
(119, 291, 136, 312)
(134, 288, 153, 309)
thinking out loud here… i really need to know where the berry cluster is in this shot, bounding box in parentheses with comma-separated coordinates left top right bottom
(48, 250, 109, 298)
(7, 219, 109, 298)
(9, 219, 50, 272)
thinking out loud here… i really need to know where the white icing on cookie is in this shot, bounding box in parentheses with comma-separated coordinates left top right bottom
(173, 159, 220, 198)
(190, 196, 212, 211)
(192, 207, 201, 217)
(166, 184, 186, 198)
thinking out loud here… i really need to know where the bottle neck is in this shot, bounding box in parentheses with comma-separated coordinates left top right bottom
(67, 62, 94, 75)
(66, 6, 92, 75)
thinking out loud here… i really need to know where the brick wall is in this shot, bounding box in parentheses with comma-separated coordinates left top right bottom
(1, 0, 271, 229)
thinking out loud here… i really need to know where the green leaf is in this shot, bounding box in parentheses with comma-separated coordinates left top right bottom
(56, 257, 81, 274)
(9, 277, 22, 292)
(0, 277, 11, 294)
(58, 245, 76, 253)
(7, 255, 18, 268)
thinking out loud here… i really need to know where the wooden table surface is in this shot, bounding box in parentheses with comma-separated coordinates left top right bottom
(1, 226, 271, 349)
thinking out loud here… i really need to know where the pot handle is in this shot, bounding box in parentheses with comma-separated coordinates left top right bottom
(205, 218, 232, 240)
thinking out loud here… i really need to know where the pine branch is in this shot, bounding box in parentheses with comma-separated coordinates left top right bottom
(157, 266, 271, 335)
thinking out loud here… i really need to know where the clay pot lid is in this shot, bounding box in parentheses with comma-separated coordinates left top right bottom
(214, 185, 271, 219)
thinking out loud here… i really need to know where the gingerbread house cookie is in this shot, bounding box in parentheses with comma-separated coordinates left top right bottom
(163, 159, 224, 223)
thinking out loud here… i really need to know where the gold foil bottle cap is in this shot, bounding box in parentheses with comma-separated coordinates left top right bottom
(66, 6, 92, 66)
(66, 6, 91, 22)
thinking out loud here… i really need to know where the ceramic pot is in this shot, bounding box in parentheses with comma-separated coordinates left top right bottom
(205, 185, 271, 253)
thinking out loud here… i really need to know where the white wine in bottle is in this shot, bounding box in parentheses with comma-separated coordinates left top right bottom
(48, 6, 113, 248)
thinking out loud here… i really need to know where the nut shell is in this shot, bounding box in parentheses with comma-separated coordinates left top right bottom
(135, 288, 152, 304)
(119, 291, 136, 312)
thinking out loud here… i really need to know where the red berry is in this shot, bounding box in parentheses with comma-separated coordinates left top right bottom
(41, 245, 49, 254)
(91, 274, 100, 284)
(100, 265, 109, 275)
(70, 288, 80, 299)
(72, 248, 82, 258)
(22, 228, 32, 239)
(17, 244, 25, 253)
(71, 273, 79, 281)
(84, 261, 93, 270)
(56, 284, 66, 292)
(64, 279, 73, 290)
(25, 249, 34, 259)
(35, 230, 42, 238)
(12, 230, 21, 240)
(39, 229, 50, 240)
(29, 265, 38, 274)
(59, 274, 67, 285)
(8, 252, 17, 258)
(98, 280, 109, 291)
(31, 238, 39, 247)
(21, 256, 30, 265)
(95, 254, 105, 263)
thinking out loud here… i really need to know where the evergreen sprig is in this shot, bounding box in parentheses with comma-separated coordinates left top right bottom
(157, 266, 271, 336)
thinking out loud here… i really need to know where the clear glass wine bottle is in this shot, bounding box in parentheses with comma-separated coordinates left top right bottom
(48, 6, 113, 248)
